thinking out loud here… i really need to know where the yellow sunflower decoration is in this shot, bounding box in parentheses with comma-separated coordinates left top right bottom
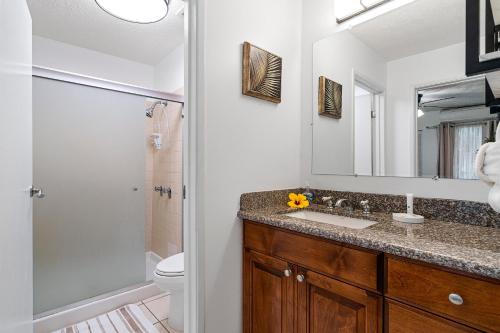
(287, 193, 310, 209)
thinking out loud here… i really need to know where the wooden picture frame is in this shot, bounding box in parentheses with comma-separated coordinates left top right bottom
(242, 42, 282, 103)
(318, 76, 342, 119)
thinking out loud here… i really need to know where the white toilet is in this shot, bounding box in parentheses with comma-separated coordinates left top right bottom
(153, 252, 184, 332)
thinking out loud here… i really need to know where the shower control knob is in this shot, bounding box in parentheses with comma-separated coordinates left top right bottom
(30, 185, 45, 198)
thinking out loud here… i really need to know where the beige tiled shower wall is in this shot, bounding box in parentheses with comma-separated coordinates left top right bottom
(145, 99, 183, 259)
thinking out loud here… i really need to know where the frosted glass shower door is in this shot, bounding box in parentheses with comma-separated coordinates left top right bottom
(33, 77, 146, 314)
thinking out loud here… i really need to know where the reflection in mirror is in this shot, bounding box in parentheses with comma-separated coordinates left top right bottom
(480, 0, 500, 61)
(417, 78, 497, 179)
(311, 0, 500, 179)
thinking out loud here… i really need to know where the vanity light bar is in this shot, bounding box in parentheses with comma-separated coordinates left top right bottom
(336, 0, 392, 23)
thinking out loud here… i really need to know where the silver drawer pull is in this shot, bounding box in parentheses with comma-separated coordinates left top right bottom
(296, 274, 305, 283)
(284, 269, 292, 277)
(448, 293, 463, 305)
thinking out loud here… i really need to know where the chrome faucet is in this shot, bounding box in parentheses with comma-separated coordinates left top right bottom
(360, 200, 370, 215)
(335, 198, 353, 213)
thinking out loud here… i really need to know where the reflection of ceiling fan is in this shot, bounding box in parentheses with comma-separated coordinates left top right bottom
(418, 94, 456, 108)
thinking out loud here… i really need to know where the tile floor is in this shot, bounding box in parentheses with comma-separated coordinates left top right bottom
(137, 293, 181, 333)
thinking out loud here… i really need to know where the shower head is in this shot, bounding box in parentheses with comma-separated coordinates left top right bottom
(146, 100, 168, 118)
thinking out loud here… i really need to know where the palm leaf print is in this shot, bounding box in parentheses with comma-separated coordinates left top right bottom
(243, 42, 282, 103)
(319, 76, 342, 118)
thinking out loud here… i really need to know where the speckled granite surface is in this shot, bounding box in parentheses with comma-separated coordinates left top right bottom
(239, 189, 500, 279)
(241, 188, 500, 227)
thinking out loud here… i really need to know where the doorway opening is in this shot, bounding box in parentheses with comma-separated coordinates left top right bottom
(353, 78, 385, 176)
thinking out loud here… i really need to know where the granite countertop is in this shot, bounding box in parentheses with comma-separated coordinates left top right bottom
(238, 203, 500, 280)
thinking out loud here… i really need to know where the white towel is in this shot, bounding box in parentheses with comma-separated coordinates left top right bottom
(475, 123, 500, 212)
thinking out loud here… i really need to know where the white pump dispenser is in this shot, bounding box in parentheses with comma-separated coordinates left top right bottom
(392, 193, 424, 224)
(406, 193, 414, 215)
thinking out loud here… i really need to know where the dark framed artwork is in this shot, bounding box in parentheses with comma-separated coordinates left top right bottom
(466, 0, 500, 76)
(318, 76, 342, 119)
(242, 42, 282, 103)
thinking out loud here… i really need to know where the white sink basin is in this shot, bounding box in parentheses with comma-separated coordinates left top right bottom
(285, 210, 378, 230)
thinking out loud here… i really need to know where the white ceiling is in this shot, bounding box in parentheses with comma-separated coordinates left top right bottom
(350, 0, 466, 61)
(27, 0, 185, 65)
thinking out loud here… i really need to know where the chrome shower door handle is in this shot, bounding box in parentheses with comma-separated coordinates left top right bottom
(30, 185, 45, 198)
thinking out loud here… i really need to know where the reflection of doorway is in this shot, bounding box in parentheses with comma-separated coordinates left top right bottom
(354, 79, 384, 176)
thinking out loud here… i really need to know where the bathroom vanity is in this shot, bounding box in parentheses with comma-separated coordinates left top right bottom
(240, 190, 500, 333)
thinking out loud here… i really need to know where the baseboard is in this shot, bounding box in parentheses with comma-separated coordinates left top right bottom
(33, 282, 162, 333)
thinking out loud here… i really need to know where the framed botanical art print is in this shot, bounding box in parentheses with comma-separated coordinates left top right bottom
(318, 76, 342, 118)
(242, 42, 282, 103)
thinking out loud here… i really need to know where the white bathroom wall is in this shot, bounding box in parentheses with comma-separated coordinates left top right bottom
(385, 42, 466, 177)
(198, 0, 303, 331)
(301, 0, 490, 202)
(154, 44, 184, 93)
(32, 36, 155, 88)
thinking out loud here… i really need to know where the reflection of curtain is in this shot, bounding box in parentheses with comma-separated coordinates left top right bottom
(453, 125, 482, 179)
(485, 120, 499, 143)
(438, 123, 454, 178)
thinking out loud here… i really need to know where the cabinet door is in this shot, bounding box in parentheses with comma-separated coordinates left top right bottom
(297, 269, 382, 333)
(243, 249, 294, 333)
(386, 300, 481, 333)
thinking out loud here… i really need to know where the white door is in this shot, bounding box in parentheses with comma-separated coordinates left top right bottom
(0, 1, 33, 332)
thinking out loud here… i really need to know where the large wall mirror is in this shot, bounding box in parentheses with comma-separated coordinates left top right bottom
(312, 0, 500, 179)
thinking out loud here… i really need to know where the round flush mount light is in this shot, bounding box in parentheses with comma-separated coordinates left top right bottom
(95, 0, 170, 24)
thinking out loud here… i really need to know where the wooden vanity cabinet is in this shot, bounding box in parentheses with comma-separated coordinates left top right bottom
(243, 249, 294, 333)
(243, 220, 382, 333)
(243, 248, 382, 333)
(296, 268, 382, 333)
(385, 300, 481, 333)
(386, 256, 500, 333)
(243, 220, 500, 333)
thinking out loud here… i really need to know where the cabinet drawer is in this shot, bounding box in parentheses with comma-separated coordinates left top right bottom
(244, 220, 380, 290)
(386, 257, 500, 332)
(386, 300, 480, 333)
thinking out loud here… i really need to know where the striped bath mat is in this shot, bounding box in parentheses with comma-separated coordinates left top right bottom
(52, 304, 159, 333)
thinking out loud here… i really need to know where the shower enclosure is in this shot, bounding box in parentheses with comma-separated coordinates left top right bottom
(32, 70, 183, 317)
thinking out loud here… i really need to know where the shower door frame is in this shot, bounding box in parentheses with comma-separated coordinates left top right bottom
(32, 66, 184, 105)
(31, 66, 186, 330)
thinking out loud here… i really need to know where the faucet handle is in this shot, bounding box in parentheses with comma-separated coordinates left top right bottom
(322, 196, 334, 208)
(360, 200, 370, 214)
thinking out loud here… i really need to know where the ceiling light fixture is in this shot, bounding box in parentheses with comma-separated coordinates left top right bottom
(95, 0, 170, 24)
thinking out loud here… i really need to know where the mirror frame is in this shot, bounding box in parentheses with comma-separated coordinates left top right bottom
(466, 0, 500, 75)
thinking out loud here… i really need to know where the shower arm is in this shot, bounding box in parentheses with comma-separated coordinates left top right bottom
(146, 100, 168, 118)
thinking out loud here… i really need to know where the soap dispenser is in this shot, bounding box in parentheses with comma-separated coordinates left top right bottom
(302, 184, 315, 202)
(392, 193, 424, 223)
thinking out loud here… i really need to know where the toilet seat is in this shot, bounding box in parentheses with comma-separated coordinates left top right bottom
(155, 252, 184, 277)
